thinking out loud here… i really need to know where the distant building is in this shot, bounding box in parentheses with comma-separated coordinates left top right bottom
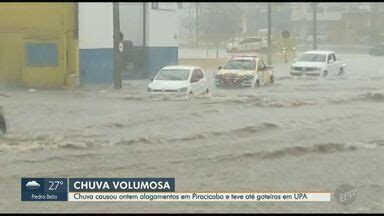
(291, 3, 384, 43)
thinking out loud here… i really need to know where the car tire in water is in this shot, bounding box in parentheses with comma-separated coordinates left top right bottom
(254, 79, 260, 88)
(187, 91, 193, 100)
(323, 71, 328, 78)
(204, 88, 210, 97)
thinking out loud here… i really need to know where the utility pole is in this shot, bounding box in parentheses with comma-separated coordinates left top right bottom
(113, 2, 122, 89)
(195, 3, 199, 46)
(312, 3, 318, 50)
(267, 3, 272, 65)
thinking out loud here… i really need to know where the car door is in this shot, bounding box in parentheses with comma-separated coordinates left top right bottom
(190, 69, 203, 94)
(256, 59, 266, 85)
(195, 69, 205, 94)
(327, 53, 337, 75)
(259, 58, 271, 84)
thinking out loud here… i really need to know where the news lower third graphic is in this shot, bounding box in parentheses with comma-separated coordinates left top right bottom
(21, 178, 68, 201)
(21, 178, 337, 202)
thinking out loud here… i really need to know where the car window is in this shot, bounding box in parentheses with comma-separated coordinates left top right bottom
(192, 69, 203, 81)
(240, 38, 261, 44)
(239, 39, 251, 44)
(223, 59, 256, 70)
(155, 69, 190, 81)
(260, 58, 266, 68)
(195, 69, 204, 79)
(331, 54, 336, 61)
(327, 54, 334, 63)
(298, 54, 326, 62)
(257, 59, 265, 71)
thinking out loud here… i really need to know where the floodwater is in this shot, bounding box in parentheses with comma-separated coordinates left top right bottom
(0, 53, 384, 213)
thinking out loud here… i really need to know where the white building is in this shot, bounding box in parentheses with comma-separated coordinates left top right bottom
(79, 2, 179, 84)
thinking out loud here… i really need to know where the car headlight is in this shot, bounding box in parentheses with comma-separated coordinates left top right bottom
(178, 87, 188, 93)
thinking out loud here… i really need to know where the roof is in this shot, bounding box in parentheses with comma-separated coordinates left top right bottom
(304, 50, 335, 55)
(161, 65, 201, 70)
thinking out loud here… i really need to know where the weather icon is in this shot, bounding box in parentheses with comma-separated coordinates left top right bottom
(25, 180, 40, 189)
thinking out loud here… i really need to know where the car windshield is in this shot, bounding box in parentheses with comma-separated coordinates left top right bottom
(155, 69, 190, 81)
(223, 59, 256, 70)
(298, 54, 327, 62)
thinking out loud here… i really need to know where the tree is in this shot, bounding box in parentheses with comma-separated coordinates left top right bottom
(197, 4, 243, 58)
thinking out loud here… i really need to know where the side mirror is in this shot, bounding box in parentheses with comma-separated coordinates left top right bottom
(218, 66, 223, 70)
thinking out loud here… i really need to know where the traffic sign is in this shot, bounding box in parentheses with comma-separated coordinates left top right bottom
(282, 30, 290, 39)
(118, 42, 124, 53)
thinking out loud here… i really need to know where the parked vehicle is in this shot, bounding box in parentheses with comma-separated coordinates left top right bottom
(215, 55, 274, 88)
(306, 33, 328, 42)
(147, 66, 209, 98)
(226, 37, 268, 53)
(290, 50, 346, 77)
(369, 44, 384, 56)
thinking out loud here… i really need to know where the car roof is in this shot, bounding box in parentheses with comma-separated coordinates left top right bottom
(243, 36, 266, 39)
(303, 50, 335, 55)
(229, 54, 259, 60)
(161, 65, 201, 71)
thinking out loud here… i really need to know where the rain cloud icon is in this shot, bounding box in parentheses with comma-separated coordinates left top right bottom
(26, 180, 40, 189)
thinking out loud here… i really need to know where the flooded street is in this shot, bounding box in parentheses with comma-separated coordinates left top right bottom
(1, 53, 384, 212)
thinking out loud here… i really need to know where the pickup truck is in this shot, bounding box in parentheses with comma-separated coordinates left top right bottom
(290, 50, 346, 77)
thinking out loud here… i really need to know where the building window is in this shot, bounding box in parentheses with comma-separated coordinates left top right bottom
(24, 43, 58, 67)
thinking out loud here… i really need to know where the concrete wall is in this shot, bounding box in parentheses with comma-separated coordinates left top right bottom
(79, 3, 114, 85)
(144, 3, 179, 77)
(120, 3, 144, 46)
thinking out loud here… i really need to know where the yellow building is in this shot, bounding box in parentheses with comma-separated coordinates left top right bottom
(0, 3, 77, 88)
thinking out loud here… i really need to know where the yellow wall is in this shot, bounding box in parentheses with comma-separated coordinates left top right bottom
(0, 3, 77, 87)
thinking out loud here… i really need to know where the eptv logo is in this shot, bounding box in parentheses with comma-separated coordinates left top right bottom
(334, 184, 357, 205)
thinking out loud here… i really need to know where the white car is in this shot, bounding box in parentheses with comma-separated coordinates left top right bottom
(147, 66, 209, 98)
(290, 50, 346, 77)
(226, 37, 268, 53)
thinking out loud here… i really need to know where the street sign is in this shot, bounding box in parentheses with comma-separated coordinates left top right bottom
(118, 42, 124, 53)
(282, 30, 290, 39)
